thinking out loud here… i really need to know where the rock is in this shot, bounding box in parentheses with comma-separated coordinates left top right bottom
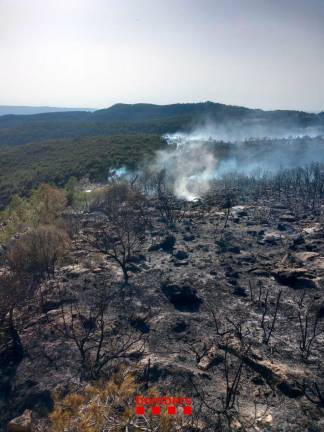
(257, 414, 273, 426)
(92, 267, 102, 273)
(217, 232, 240, 253)
(173, 259, 189, 267)
(174, 250, 188, 260)
(277, 223, 288, 231)
(294, 252, 319, 264)
(161, 280, 202, 312)
(290, 234, 305, 248)
(139, 355, 204, 385)
(197, 244, 209, 252)
(232, 206, 248, 217)
(62, 264, 88, 278)
(250, 268, 270, 277)
(227, 245, 240, 254)
(198, 346, 223, 370)
(228, 278, 237, 286)
(8, 409, 32, 432)
(302, 224, 322, 236)
(225, 267, 239, 278)
(148, 243, 160, 251)
(271, 203, 287, 210)
(236, 252, 256, 264)
(312, 257, 324, 271)
(183, 219, 193, 226)
(280, 214, 296, 222)
(73, 250, 87, 257)
(128, 254, 146, 263)
(272, 267, 317, 289)
(41, 299, 66, 313)
(183, 233, 195, 242)
(262, 231, 282, 244)
(224, 342, 305, 398)
(230, 419, 242, 430)
(233, 286, 248, 297)
(148, 235, 177, 252)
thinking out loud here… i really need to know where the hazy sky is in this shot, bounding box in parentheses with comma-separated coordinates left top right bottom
(0, 0, 323, 111)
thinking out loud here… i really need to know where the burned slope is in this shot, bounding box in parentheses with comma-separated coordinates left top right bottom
(0, 175, 324, 431)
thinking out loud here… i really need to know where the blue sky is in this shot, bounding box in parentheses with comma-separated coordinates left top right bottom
(0, 0, 323, 111)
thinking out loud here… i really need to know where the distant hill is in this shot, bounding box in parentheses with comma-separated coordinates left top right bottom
(0, 101, 323, 147)
(0, 105, 93, 116)
(0, 101, 324, 208)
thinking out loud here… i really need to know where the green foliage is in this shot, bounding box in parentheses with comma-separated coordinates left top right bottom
(64, 176, 89, 209)
(0, 134, 165, 209)
(0, 184, 67, 243)
(6, 224, 70, 279)
(1, 184, 71, 283)
(65, 176, 78, 205)
(0, 195, 33, 243)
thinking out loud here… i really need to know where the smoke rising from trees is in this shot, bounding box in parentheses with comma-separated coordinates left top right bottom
(154, 122, 324, 200)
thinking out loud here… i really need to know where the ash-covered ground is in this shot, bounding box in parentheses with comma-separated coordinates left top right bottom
(1, 168, 324, 431)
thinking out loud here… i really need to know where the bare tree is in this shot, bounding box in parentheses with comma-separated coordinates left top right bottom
(147, 169, 188, 227)
(225, 317, 251, 343)
(54, 283, 146, 379)
(89, 183, 147, 283)
(222, 344, 245, 413)
(185, 339, 213, 366)
(212, 311, 250, 344)
(156, 192, 188, 228)
(297, 296, 323, 361)
(222, 192, 235, 230)
(0, 271, 33, 361)
(189, 343, 257, 432)
(207, 163, 324, 215)
(260, 289, 282, 344)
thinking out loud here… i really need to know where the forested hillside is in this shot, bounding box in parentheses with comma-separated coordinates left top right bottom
(0, 101, 323, 209)
(0, 134, 164, 208)
(0, 102, 323, 147)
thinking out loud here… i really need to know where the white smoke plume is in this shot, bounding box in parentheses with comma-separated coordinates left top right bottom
(153, 121, 324, 201)
(155, 135, 217, 201)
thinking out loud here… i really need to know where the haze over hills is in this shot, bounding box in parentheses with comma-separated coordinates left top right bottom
(0, 100, 323, 209)
(0, 101, 323, 147)
(0, 105, 94, 116)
